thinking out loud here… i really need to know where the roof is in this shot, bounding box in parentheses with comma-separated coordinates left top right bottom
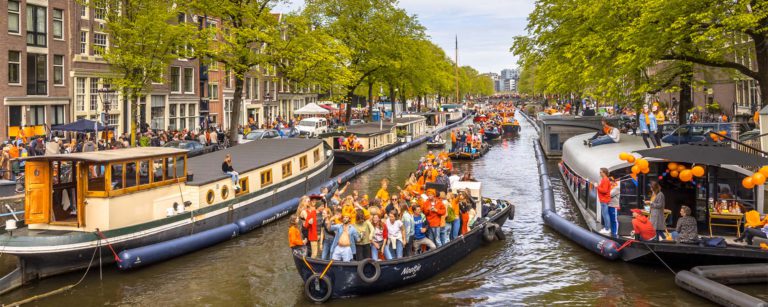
(562, 133, 660, 182)
(187, 138, 323, 186)
(24, 147, 188, 163)
(392, 116, 426, 126)
(343, 123, 396, 136)
(636, 143, 768, 167)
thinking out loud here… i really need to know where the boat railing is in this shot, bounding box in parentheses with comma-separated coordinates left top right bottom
(719, 131, 767, 172)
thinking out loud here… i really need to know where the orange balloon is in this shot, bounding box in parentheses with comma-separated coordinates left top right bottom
(677, 165, 686, 172)
(679, 170, 693, 182)
(668, 162, 678, 171)
(670, 170, 679, 178)
(753, 173, 766, 185)
(631, 165, 640, 174)
(630, 173, 638, 180)
(641, 167, 650, 174)
(719, 130, 727, 136)
(691, 166, 705, 177)
(759, 166, 768, 178)
(618, 152, 629, 161)
(743, 176, 755, 189)
(626, 155, 635, 163)
(636, 159, 649, 169)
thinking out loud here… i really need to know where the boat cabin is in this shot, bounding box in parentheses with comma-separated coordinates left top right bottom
(22, 139, 329, 232)
(440, 104, 464, 123)
(392, 116, 428, 141)
(451, 181, 483, 215)
(413, 112, 447, 133)
(321, 123, 397, 151)
(538, 115, 606, 158)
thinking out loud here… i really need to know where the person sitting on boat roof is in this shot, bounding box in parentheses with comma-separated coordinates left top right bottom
(325, 212, 360, 262)
(221, 154, 242, 192)
(288, 215, 307, 257)
(412, 204, 437, 253)
(670, 206, 698, 244)
(585, 119, 620, 148)
(630, 209, 657, 241)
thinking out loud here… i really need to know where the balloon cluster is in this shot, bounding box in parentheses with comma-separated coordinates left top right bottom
(708, 130, 728, 142)
(742, 166, 768, 189)
(618, 152, 648, 178)
(665, 162, 705, 182)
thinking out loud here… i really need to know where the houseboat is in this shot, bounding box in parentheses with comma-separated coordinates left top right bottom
(320, 122, 399, 165)
(392, 116, 428, 142)
(558, 133, 768, 265)
(414, 112, 448, 134)
(538, 115, 604, 158)
(0, 139, 333, 294)
(440, 104, 465, 124)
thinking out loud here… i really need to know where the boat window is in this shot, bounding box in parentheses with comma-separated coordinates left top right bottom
(153, 159, 164, 183)
(237, 177, 249, 196)
(261, 169, 273, 187)
(313, 149, 320, 163)
(111, 163, 124, 191)
(125, 162, 138, 188)
(206, 189, 215, 204)
(282, 161, 292, 179)
(299, 155, 308, 170)
(221, 185, 229, 200)
(139, 160, 150, 185)
(175, 156, 185, 179)
(166, 157, 175, 180)
(717, 168, 756, 210)
(88, 164, 107, 192)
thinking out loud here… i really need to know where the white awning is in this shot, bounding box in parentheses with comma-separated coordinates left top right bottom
(294, 102, 329, 115)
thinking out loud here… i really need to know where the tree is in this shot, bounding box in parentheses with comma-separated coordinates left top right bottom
(96, 0, 195, 146)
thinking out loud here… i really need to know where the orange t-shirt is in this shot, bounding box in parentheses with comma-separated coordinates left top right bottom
(288, 226, 303, 247)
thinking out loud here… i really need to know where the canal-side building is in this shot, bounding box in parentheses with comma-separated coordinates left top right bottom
(1, 0, 71, 140)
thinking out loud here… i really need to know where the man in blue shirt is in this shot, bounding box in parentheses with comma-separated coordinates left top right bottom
(412, 205, 436, 253)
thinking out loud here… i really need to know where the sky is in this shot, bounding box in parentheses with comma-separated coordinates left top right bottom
(275, 0, 535, 74)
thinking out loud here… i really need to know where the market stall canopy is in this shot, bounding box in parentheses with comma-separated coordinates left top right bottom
(635, 143, 768, 167)
(294, 103, 330, 115)
(319, 104, 337, 111)
(51, 118, 112, 132)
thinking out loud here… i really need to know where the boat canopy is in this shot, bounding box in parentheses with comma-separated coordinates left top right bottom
(635, 144, 768, 167)
(562, 133, 661, 182)
(24, 147, 187, 163)
(342, 123, 396, 137)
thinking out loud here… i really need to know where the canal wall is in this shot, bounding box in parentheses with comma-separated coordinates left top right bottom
(533, 139, 620, 260)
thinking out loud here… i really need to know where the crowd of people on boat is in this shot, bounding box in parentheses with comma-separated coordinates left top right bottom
(288, 151, 481, 262)
(449, 128, 485, 154)
(339, 134, 364, 151)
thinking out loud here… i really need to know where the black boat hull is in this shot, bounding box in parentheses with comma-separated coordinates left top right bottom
(293, 203, 512, 299)
(502, 124, 520, 134)
(334, 143, 401, 165)
(449, 144, 490, 160)
(484, 131, 501, 140)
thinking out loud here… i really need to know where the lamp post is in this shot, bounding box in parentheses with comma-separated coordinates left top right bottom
(265, 92, 272, 123)
(97, 85, 116, 140)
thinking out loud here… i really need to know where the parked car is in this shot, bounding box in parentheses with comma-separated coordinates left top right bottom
(163, 140, 215, 157)
(279, 127, 301, 138)
(296, 118, 329, 137)
(242, 129, 281, 143)
(661, 122, 750, 145)
(739, 129, 761, 142)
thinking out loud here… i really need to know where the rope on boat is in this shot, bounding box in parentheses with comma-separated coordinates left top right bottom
(302, 256, 334, 279)
(95, 229, 121, 262)
(616, 239, 636, 252)
(637, 240, 676, 275)
(319, 260, 334, 279)
(6, 241, 99, 306)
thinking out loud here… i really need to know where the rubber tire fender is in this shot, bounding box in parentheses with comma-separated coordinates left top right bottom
(494, 225, 507, 241)
(304, 274, 333, 303)
(482, 223, 497, 242)
(357, 258, 381, 284)
(508, 205, 516, 220)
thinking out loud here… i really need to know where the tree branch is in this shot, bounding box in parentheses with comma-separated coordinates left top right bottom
(660, 54, 759, 79)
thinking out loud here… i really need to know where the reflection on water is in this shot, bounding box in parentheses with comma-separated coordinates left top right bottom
(1, 116, 716, 306)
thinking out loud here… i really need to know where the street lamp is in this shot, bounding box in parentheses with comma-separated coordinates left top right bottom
(97, 85, 116, 125)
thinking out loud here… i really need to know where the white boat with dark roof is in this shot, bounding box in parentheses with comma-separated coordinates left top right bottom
(0, 139, 334, 294)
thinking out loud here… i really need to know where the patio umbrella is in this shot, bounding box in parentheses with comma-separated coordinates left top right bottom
(634, 143, 768, 167)
(51, 118, 111, 132)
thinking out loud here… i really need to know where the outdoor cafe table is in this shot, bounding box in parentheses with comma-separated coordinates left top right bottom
(709, 212, 744, 237)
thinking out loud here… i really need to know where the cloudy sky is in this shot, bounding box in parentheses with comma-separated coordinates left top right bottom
(276, 0, 535, 74)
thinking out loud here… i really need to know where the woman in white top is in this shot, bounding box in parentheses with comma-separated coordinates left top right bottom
(384, 211, 406, 260)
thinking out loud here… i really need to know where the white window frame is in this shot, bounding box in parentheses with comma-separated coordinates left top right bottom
(53, 8, 64, 40)
(80, 0, 89, 18)
(94, 0, 107, 20)
(183, 67, 194, 93)
(53, 55, 64, 86)
(93, 32, 107, 56)
(170, 66, 181, 93)
(80, 30, 89, 55)
(253, 78, 260, 100)
(76, 77, 86, 111)
(8, 50, 21, 85)
(209, 83, 219, 100)
(8, 0, 20, 35)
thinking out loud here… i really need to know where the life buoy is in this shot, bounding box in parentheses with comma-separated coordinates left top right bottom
(357, 258, 381, 284)
(508, 205, 515, 220)
(304, 274, 333, 303)
(494, 225, 507, 241)
(482, 223, 496, 242)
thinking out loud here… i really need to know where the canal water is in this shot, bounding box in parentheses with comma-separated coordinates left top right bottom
(4, 115, 759, 306)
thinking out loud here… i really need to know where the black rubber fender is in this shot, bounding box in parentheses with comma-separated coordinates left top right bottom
(357, 258, 381, 284)
(494, 225, 507, 241)
(508, 205, 515, 220)
(304, 274, 333, 303)
(482, 223, 497, 242)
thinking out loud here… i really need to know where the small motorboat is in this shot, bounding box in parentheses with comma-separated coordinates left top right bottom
(483, 130, 501, 140)
(294, 182, 515, 303)
(449, 143, 490, 160)
(426, 139, 446, 148)
(501, 123, 521, 134)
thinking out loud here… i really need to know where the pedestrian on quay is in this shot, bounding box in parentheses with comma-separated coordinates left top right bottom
(638, 104, 659, 148)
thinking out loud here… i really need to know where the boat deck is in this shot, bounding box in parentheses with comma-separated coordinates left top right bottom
(187, 139, 323, 186)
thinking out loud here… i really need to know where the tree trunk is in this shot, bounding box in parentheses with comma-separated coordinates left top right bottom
(754, 34, 768, 108)
(677, 63, 694, 124)
(344, 85, 355, 124)
(388, 83, 395, 120)
(230, 75, 244, 146)
(367, 81, 374, 121)
(400, 83, 406, 112)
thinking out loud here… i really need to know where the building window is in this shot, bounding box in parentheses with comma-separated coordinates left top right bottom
(8, 1, 20, 34)
(209, 83, 219, 100)
(94, 33, 107, 56)
(170, 67, 181, 93)
(108, 114, 119, 126)
(225, 69, 232, 88)
(183, 67, 194, 93)
(80, 31, 88, 54)
(188, 104, 196, 130)
(245, 77, 251, 99)
(90, 78, 100, 111)
(253, 78, 260, 100)
(28, 106, 45, 125)
(53, 55, 64, 85)
(76, 78, 86, 111)
(26, 53, 46, 95)
(179, 103, 186, 130)
(169, 103, 177, 130)
(150, 95, 165, 130)
(26, 5, 47, 47)
(224, 99, 232, 128)
(299, 155, 308, 170)
(260, 170, 272, 187)
(80, 0, 88, 18)
(94, 0, 106, 20)
(52, 105, 65, 125)
(8, 51, 20, 84)
(282, 162, 292, 178)
(53, 9, 63, 39)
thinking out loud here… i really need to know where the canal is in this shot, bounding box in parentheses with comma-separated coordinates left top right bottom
(4, 115, 758, 306)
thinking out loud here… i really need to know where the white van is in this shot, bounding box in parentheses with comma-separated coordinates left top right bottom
(297, 117, 329, 137)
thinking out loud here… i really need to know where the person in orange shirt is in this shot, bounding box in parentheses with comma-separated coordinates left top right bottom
(288, 215, 306, 256)
(450, 130, 457, 148)
(421, 192, 446, 247)
(8, 144, 19, 159)
(375, 179, 390, 206)
(425, 151, 435, 162)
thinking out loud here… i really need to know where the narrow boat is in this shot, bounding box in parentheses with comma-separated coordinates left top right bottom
(426, 139, 446, 148)
(483, 129, 501, 141)
(0, 139, 334, 294)
(473, 114, 488, 123)
(393, 116, 429, 143)
(440, 104, 465, 124)
(558, 133, 768, 266)
(320, 123, 400, 165)
(293, 182, 515, 302)
(501, 122, 521, 134)
(449, 143, 490, 160)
